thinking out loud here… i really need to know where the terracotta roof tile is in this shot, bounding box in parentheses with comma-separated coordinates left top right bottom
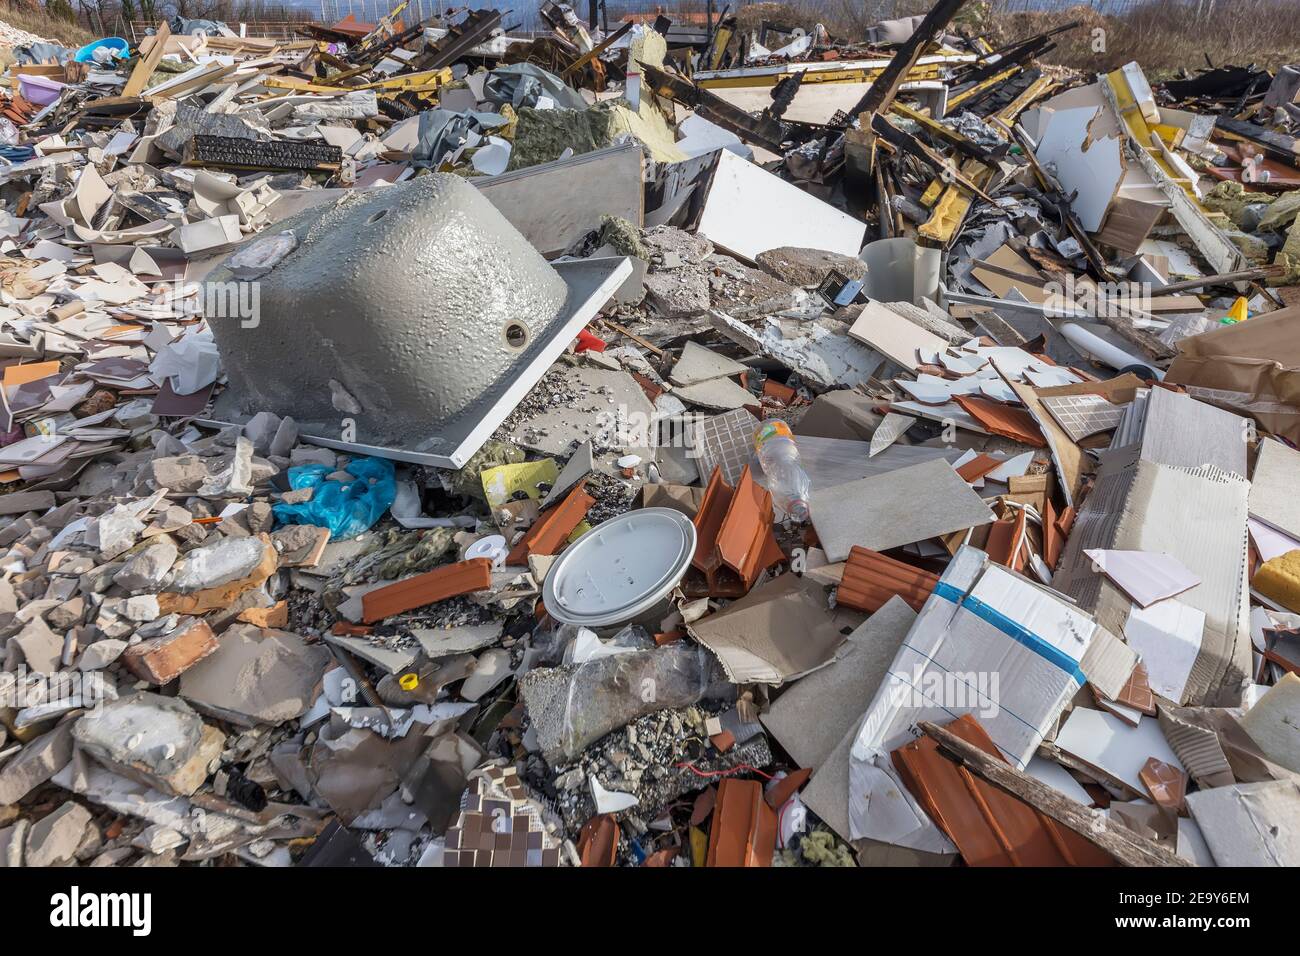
(689, 465, 784, 597)
(893, 714, 1116, 867)
(764, 767, 812, 809)
(505, 480, 594, 565)
(576, 814, 619, 867)
(706, 778, 776, 867)
(954, 395, 1047, 446)
(956, 453, 1002, 482)
(836, 546, 939, 613)
(361, 557, 493, 623)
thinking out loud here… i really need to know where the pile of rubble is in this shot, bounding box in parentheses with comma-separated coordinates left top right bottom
(0, 2, 1297, 870)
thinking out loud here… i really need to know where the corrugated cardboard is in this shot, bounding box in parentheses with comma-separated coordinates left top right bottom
(1053, 446, 1252, 707)
(1165, 304, 1300, 445)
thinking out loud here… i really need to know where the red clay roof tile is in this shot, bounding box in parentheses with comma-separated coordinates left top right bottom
(954, 395, 1047, 446)
(706, 778, 776, 867)
(893, 714, 1116, 867)
(505, 480, 594, 565)
(836, 546, 939, 613)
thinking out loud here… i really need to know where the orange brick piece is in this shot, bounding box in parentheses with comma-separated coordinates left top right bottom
(361, 557, 493, 624)
(505, 481, 594, 566)
(121, 618, 219, 684)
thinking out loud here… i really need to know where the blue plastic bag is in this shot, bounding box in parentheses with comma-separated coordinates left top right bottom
(272, 456, 396, 540)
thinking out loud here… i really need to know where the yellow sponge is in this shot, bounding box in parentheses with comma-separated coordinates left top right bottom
(1255, 550, 1300, 613)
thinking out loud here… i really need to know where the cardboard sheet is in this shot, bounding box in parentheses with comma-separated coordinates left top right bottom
(688, 573, 845, 685)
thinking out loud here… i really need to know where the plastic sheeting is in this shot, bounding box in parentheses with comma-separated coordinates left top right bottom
(519, 642, 727, 764)
(483, 62, 589, 112)
(272, 456, 396, 539)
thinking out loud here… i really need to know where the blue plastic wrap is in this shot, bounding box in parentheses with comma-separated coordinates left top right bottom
(272, 456, 396, 539)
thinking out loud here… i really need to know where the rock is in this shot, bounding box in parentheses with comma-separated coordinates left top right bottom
(149, 455, 213, 493)
(291, 446, 337, 468)
(179, 623, 331, 726)
(6, 617, 64, 674)
(243, 411, 283, 455)
(246, 502, 274, 534)
(133, 824, 186, 854)
(755, 245, 868, 288)
(121, 618, 219, 685)
(72, 692, 224, 797)
(279, 487, 313, 504)
(0, 720, 75, 803)
(113, 539, 179, 591)
(271, 524, 329, 567)
(198, 435, 255, 497)
(78, 639, 128, 671)
(121, 594, 162, 622)
(269, 417, 298, 459)
(93, 505, 146, 560)
(159, 535, 278, 615)
(46, 597, 86, 631)
(24, 801, 94, 867)
(168, 535, 273, 594)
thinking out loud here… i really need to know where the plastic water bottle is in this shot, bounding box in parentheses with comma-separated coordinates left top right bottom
(754, 420, 811, 523)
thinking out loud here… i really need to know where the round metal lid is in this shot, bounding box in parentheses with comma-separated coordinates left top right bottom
(543, 508, 697, 628)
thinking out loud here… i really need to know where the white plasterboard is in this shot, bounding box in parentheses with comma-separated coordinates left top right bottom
(1033, 104, 1125, 232)
(696, 149, 865, 262)
(1054, 705, 1183, 793)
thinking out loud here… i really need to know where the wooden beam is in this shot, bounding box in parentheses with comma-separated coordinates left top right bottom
(122, 22, 172, 99)
(561, 20, 633, 77)
(919, 721, 1193, 867)
(841, 0, 967, 186)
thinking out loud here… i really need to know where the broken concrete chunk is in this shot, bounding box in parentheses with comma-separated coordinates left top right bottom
(72, 692, 223, 797)
(24, 800, 94, 868)
(179, 624, 331, 726)
(113, 538, 179, 592)
(755, 246, 868, 288)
